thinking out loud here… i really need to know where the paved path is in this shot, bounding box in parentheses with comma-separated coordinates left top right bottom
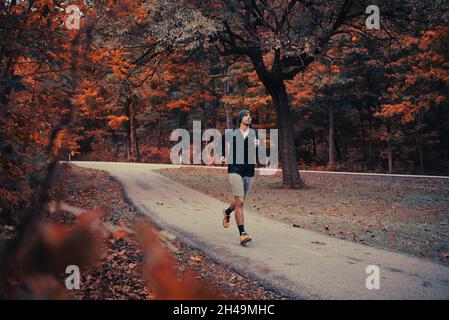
(70, 161, 449, 299)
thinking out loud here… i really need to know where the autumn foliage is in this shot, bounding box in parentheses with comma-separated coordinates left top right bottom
(1, 0, 448, 299)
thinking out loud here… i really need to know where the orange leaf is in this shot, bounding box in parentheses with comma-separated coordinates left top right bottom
(115, 230, 126, 239)
(190, 256, 203, 262)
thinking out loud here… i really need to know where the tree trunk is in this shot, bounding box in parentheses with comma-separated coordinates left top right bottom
(312, 132, 317, 157)
(248, 50, 303, 188)
(125, 97, 141, 162)
(226, 108, 232, 129)
(419, 144, 424, 172)
(271, 82, 304, 188)
(328, 104, 335, 168)
(157, 125, 163, 148)
(200, 79, 207, 130)
(388, 145, 393, 174)
(211, 79, 218, 129)
(224, 64, 233, 130)
(358, 108, 366, 163)
(334, 135, 342, 164)
(125, 100, 132, 160)
(125, 134, 130, 160)
(130, 102, 141, 162)
(367, 107, 373, 170)
(387, 122, 393, 174)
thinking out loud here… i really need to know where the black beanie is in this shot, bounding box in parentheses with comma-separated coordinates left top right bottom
(237, 110, 250, 124)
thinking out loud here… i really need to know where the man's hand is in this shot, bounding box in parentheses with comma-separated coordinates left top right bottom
(255, 139, 260, 147)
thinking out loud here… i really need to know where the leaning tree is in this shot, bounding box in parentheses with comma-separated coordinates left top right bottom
(144, 0, 448, 188)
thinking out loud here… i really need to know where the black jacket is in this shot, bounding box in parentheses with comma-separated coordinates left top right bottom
(221, 127, 264, 177)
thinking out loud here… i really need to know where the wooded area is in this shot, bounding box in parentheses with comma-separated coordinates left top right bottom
(1, 0, 448, 218)
(0, 0, 448, 299)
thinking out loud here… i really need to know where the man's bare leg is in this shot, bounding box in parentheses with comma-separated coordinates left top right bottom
(234, 196, 244, 226)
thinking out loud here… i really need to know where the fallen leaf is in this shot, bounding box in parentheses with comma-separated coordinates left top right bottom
(115, 230, 126, 239)
(190, 256, 203, 262)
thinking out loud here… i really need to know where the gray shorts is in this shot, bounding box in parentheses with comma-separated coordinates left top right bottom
(228, 173, 254, 198)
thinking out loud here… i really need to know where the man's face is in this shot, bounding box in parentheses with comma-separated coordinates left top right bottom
(242, 113, 251, 125)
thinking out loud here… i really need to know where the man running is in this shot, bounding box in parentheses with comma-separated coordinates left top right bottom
(221, 110, 262, 245)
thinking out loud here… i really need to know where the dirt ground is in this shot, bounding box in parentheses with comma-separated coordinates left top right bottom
(49, 163, 287, 299)
(156, 167, 449, 264)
